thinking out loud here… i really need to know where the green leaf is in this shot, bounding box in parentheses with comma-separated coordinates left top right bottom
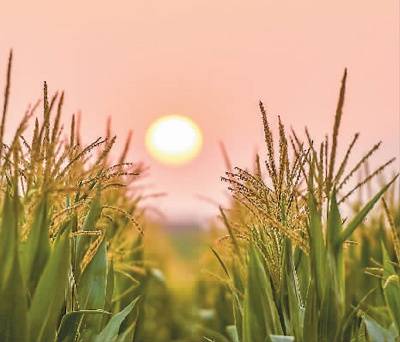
(20, 196, 50, 294)
(381, 244, 400, 334)
(76, 191, 102, 270)
(211, 246, 230, 279)
(364, 315, 397, 342)
(243, 246, 282, 342)
(338, 176, 398, 245)
(339, 287, 376, 341)
(57, 310, 110, 342)
(327, 190, 342, 250)
(94, 297, 140, 342)
(318, 283, 340, 342)
(0, 193, 28, 342)
(29, 224, 71, 342)
(101, 258, 114, 327)
(270, 336, 295, 342)
(307, 194, 326, 301)
(226, 325, 239, 342)
(199, 326, 231, 342)
(280, 240, 303, 341)
(303, 280, 318, 342)
(115, 309, 139, 342)
(78, 239, 108, 337)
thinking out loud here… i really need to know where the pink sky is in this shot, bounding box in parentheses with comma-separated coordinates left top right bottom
(1, 0, 399, 223)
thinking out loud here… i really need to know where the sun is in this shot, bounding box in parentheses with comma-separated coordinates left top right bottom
(145, 115, 203, 165)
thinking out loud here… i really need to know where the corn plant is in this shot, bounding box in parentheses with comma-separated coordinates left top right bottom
(0, 51, 150, 342)
(205, 70, 399, 342)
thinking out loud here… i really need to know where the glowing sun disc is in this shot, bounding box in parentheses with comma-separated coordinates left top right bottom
(145, 115, 203, 165)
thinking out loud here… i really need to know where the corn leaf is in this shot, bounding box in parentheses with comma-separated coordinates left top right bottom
(20, 196, 50, 294)
(78, 239, 108, 337)
(307, 194, 326, 300)
(364, 315, 397, 342)
(0, 194, 28, 342)
(57, 309, 110, 342)
(94, 296, 140, 342)
(303, 280, 318, 342)
(242, 245, 282, 342)
(76, 191, 102, 269)
(338, 176, 398, 245)
(381, 244, 400, 334)
(226, 325, 239, 342)
(29, 225, 71, 342)
(270, 336, 294, 342)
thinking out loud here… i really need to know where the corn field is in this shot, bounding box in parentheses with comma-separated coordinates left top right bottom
(0, 52, 399, 342)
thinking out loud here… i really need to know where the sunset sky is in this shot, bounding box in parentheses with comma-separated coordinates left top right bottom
(1, 0, 398, 224)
